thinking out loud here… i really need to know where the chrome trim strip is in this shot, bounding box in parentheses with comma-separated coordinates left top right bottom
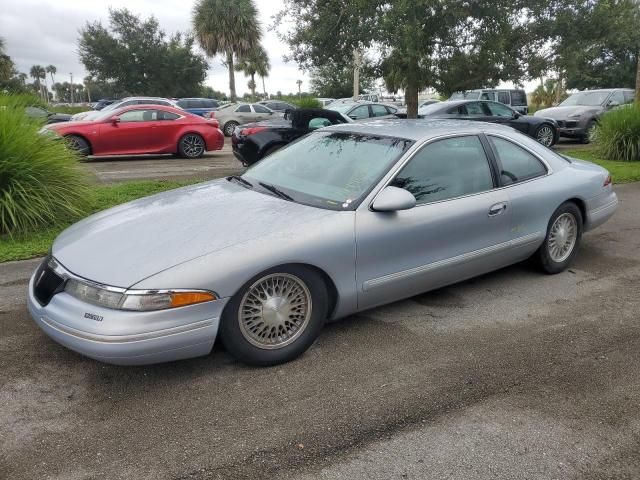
(362, 232, 543, 291)
(39, 315, 214, 344)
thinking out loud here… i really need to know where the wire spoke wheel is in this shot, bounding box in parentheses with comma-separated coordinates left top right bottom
(239, 273, 312, 350)
(547, 213, 578, 263)
(181, 135, 204, 157)
(536, 126, 554, 147)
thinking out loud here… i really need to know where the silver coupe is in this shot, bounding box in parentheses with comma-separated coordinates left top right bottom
(28, 120, 618, 366)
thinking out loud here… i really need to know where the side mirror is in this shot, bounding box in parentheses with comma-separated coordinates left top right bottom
(372, 186, 416, 212)
(111, 116, 121, 125)
(608, 101, 620, 108)
(512, 111, 521, 119)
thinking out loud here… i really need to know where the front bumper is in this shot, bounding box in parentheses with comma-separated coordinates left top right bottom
(27, 271, 228, 365)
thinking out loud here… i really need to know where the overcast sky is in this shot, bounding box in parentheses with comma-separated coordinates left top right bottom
(1, 0, 310, 96)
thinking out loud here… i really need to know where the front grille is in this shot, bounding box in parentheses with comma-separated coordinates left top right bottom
(565, 120, 578, 128)
(33, 257, 65, 306)
(556, 120, 566, 128)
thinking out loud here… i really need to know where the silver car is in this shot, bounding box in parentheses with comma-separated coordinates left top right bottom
(215, 103, 275, 136)
(534, 88, 635, 141)
(27, 120, 618, 366)
(70, 97, 180, 122)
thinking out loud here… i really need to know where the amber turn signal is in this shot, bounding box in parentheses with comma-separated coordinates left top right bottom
(170, 291, 217, 308)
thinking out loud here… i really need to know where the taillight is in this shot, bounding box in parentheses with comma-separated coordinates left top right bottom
(241, 126, 267, 137)
(603, 174, 612, 187)
(205, 111, 215, 118)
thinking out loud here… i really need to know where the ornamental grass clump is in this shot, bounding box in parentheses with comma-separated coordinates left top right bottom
(593, 103, 640, 162)
(0, 94, 89, 235)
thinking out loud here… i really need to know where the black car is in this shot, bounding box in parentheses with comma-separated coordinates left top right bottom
(232, 108, 351, 166)
(93, 99, 117, 110)
(25, 106, 71, 124)
(420, 100, 558, 147)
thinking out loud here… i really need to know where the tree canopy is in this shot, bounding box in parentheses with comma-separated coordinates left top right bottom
(79, 8, 208, 98)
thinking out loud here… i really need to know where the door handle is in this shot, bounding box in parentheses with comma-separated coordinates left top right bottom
(488, 202, 508, 217)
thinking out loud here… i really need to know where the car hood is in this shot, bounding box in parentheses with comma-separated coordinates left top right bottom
(52, 179, 334, 288)
(534, 105, 601, 119)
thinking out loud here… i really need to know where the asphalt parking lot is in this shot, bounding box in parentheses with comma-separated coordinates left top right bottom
(83, 144, 243, 183)
(1, 181, 639, 479)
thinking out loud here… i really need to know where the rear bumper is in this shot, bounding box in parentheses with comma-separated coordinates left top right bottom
(27, 273, 228, 366)
(205, 129, 225, 151)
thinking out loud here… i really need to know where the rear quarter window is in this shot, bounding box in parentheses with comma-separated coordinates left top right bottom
(510, 90, 527, 106)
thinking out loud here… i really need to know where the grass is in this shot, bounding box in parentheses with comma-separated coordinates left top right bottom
(0, 180, 195, 263)
(562, 147, 640, 183)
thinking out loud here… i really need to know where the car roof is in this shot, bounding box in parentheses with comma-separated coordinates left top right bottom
(322, 118, 517, 141)
(111, 104, 189, 116)
(573, 88, 634, 92)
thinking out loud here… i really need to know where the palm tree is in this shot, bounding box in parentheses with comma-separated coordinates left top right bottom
(30, 65, 46, 100)
(296, 79, 303, 97)
(193, 0, 261, 102)
(17, 72, 27, 85)
(0, 37, 15, 82)
(235, 44, 269, 99)
(46, 65, 57, 88)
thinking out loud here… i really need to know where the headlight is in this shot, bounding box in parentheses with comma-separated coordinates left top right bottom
(64, 279, 216, 311)
(38, 127, 62, 138)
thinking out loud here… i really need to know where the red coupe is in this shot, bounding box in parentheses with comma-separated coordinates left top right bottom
(46, 104, 224, 158)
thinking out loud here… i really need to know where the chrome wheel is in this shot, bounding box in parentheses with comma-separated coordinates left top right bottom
(239, 273, 312, 350)
(224, 122, 238, 136)
(548, 213, 578, 262)
(536, 125, 555, 147)
(67, 137, 82, 150)
(181, 135, 205, 157)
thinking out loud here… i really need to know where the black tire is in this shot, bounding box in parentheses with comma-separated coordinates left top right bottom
(65, 135, 90, 156)
(220, 265, 328, 366)
(535, 202, 583, 274)
(223, 121, 239, 137)
(178, 133, 206, 158)
(535, 123, 556, 147)
(581, 120, 596, 144)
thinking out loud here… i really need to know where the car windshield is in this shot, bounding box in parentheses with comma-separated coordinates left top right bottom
(99, 100, 124, 113)
(217, 103, 234, 111)
(242, 132, 414, 210)
(560, 91, 610, 107)
(327, 104, 358, 113)
(418, 103, 448, 115)
(94, 106, 128, 121)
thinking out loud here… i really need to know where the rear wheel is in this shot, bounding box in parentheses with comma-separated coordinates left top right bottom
(223, 121, 239, 137)
(535, 124, 555, 147)
(178, 134, 205, 158)
(65, 135, 90, 156)
(535, 202, 583, 274)
(220, 266, 328, 366)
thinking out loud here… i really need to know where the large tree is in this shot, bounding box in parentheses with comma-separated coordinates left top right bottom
(79, 8, 208, 98)
(278, 0, 529, 118)
(235, 44, 270, 99)
(193, 0, 261, 101)
(310, 61, 376, 98)
(0, 38, 15, 83)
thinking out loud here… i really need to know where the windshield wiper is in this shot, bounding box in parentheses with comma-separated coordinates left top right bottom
(258, 182, 294, 201)
(227, 175, 253, 189)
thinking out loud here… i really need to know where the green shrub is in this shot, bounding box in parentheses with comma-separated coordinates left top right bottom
(288, 97, 322, 109)
(0, 94, 89, 235)
(51, 105, 91, 115)
(593, 103, 640, 162)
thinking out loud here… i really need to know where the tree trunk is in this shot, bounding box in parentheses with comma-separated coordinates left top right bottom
(636, 49, 640, 103)
(227, 51, 237, 102)
(353, 49, 361, 101)
(555, 72, 562, 105)
(405, 58, 419, 119)
(262, 76, 266, 97)
(250, 73, 256, 99)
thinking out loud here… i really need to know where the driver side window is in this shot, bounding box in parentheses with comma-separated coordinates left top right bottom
(485, 102, 514, 118)
(390, 136, 494, 204)
(118, 110, 157, 122)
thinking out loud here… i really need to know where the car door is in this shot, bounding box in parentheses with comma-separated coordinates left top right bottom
(485, 134, 551, 252)
(355, 135, 512, 310)
(234, 104, 253, 123)
(97, 109, 164, 154)
(482, 101, 529, 135)
(250, 104, 272, 120)
(497, 91, 511, 107)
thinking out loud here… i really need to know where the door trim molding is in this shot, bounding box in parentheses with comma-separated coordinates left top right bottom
(362, 232, 543, 291)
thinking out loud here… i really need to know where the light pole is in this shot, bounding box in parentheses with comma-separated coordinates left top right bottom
(70, 73, 74, 105)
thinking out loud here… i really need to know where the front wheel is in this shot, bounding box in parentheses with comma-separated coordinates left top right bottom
(220, 266, 328, 366)
(535, 124, 556, 147)
(65, 135, 90, 156)
(535, 202, 583, 274)
(178, 134, 205, 158)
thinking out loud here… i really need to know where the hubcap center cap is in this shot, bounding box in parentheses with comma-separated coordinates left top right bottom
(262, 296, 291, 326)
